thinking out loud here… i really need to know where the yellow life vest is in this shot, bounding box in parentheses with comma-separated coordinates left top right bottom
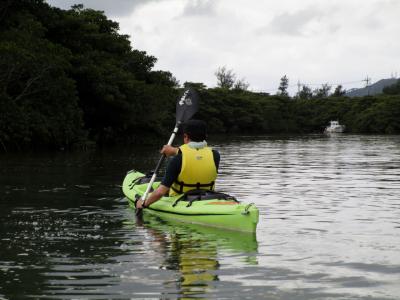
(169, 144, 217, 196)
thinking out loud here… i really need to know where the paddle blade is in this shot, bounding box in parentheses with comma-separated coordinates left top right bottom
(176, 88, 199, 123)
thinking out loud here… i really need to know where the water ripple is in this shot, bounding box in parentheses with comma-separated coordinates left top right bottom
(1, 135, 400, 299)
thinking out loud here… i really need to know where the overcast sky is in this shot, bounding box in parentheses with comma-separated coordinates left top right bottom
(47, 0, 400, 94)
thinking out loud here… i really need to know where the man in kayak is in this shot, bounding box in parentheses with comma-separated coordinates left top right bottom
(136, 119, 220, 209)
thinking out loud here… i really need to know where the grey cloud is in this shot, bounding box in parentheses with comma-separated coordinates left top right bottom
(46, 0, 165, 17)
(181, 0, 217, 17)
(375, 0, 400, 11)
(364, 17, 383, 30)
(257, 8, 324, 36)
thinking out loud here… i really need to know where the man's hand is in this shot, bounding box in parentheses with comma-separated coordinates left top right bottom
(136, 198, 147, 209)
(136, 185, 169, 210)
(161, 145, 178, 157)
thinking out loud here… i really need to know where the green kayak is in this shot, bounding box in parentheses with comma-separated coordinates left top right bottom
(122, 170, 259, 232)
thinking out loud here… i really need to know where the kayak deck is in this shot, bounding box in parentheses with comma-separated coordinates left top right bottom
(122, 170, 259, 232)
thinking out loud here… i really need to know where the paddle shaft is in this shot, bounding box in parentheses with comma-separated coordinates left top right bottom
(140, 123, 180, 203)
(136, 87, 199, 215)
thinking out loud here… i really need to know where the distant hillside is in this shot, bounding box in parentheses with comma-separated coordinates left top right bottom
(346, 78, 398, 97)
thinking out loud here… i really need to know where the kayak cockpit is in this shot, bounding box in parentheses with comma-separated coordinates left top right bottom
(123, 170, 259, 232)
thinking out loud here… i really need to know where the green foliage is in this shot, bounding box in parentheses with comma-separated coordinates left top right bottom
(348, 97, 400, 133)
(313, 83, 331, 98)
(332, 85, 346, 97)
(277, 75, 289, 97)
(195, 89, 400, 135)
(233, 78, 250, 91)
(196, 89, 295, 134)
(297, 85, 313, 100)
(0, 0, 177, 150)
(215, 66, 235, 89)
(1, 0, 399, 152)
(0, 6, 85, 150)
(184, 82, 207, 90)
(214, 66, 249, 91)
(292, 95, 400, 134)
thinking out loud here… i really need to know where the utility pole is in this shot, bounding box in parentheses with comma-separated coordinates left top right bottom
(297, 80, 301, 98)
(363, 76, 371, 96)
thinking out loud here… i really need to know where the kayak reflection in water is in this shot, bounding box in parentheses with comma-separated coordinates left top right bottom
(135, 215, 258, 297)
(136, 120, 220, 209)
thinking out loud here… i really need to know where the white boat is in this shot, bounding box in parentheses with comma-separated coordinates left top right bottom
(324, 120, 345, 133)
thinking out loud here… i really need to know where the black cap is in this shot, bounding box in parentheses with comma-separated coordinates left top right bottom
(183, 120, 207, 142)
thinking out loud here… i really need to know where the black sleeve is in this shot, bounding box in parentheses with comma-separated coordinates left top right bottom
(212, 149, 220, 171)
(161, 154, 182, 187)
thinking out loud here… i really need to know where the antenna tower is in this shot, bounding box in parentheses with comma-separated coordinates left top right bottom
(363, 76, 371, 96)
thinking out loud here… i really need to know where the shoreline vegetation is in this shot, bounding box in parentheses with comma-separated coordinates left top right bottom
(1, 1, 400, 152)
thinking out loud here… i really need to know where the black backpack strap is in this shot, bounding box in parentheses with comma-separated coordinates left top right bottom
(171, 193, 186, 207)
(129, 176, 146, 190)
(171, 190, 240, 207)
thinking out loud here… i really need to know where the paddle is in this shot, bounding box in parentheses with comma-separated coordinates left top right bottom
(136, 88, 200, 216)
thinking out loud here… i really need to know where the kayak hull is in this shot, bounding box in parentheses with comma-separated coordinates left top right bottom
(122, 170, 259, 232)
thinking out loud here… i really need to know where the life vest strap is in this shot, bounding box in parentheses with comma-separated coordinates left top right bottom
(171, 180, 215, 194)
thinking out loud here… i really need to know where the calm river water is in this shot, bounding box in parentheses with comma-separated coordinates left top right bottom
(1, 134, 400, 299)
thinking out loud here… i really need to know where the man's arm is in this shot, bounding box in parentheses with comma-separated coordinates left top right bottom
(137, 146, 181, 209)
(136, 184, 169, 209)
(161, 145, 179, 156)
